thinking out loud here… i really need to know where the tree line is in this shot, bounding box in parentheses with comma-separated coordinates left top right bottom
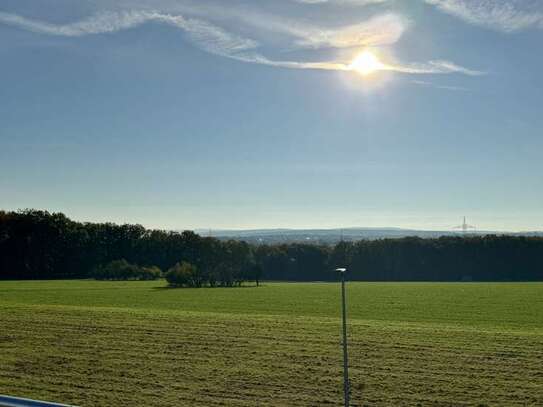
(0, 209, 542, 282)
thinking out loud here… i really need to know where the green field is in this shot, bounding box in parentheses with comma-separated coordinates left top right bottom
(1, 281, 542, 406)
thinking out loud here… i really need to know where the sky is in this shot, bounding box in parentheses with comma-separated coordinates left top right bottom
(1, 0, 542, 231)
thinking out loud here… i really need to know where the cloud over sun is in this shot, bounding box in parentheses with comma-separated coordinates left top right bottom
(0, 1, 501, 79)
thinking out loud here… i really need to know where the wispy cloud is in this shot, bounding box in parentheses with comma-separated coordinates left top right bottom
(0, 10, 257, 56)
(0, 8, 482, 78)
(425, 0, 543, 32)
(299, 0, 543, 32)
(411, 80, 469, 91)
(294, 13, 408, 48)
(391, 60, 485, 76)
(0, 10, 151, 36)
(231, 54, 348, 71)
(171, 5, 408, 49)
(235, 55, 485, 76)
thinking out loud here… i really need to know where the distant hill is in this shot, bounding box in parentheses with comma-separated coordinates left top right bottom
(194, 227, 543, 244)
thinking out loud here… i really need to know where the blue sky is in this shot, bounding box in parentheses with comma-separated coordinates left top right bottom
(1, 0, 542, 231)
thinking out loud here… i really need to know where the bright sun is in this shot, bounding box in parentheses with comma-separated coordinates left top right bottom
(350, 51, 385, 76)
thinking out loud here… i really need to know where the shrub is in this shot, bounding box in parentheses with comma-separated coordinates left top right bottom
(140, 266, 162, 281)
(92, 259, 161, 281)
(165, 262, 199, 287)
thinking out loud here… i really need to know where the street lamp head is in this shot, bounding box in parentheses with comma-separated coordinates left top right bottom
(335, 268, 347, 273)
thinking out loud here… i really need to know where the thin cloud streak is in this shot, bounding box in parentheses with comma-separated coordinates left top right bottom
(0, 10, 483, 77)
(233, 54, 348, 71)
(425, 0, 543, 32)
(0, 10, 151, 36)
(0, 10, 258, 55)
(411, 80, 470, 91)
(231, 55, 484, 77)
(389, 60, 485, 76)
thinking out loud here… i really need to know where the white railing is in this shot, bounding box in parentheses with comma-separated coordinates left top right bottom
(0, 395, 77, 407)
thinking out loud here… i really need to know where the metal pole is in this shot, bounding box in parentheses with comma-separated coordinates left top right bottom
(341, 271, 350, 407)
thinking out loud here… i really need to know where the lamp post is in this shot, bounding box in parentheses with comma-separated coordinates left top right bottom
(336, 267, 350, 407)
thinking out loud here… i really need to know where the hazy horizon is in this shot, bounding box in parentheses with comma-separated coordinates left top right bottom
(3, 206, 542, 233)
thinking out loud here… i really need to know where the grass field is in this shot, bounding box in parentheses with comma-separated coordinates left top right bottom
(1, 281, 542, 406)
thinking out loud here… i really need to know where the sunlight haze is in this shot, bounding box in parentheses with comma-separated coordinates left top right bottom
(1, 0, 542, 231)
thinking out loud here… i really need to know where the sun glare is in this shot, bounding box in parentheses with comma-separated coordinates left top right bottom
(350, 51, 385, 76)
